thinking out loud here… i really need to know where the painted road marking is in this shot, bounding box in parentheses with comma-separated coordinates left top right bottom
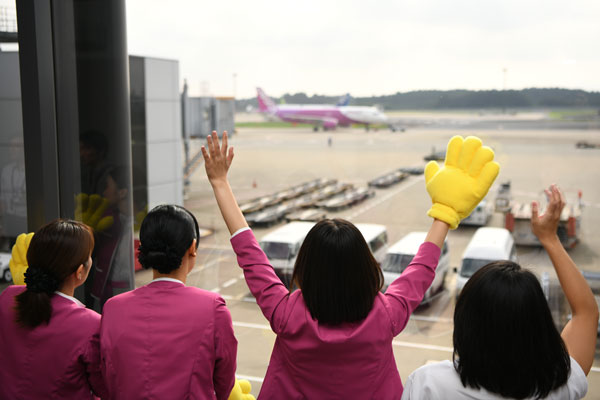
(233, 321, 452, 352)
(232, 321, 600, 373)
(411, 315, 453, 324)
(189, 256, 228, 276)
(222, 278, 238, 288)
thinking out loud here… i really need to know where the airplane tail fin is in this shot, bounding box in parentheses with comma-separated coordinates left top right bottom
(336, 93, 351, 107)
(256, 87, 277, 112)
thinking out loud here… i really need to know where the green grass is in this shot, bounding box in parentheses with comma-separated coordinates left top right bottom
(548, 109, 599, 120)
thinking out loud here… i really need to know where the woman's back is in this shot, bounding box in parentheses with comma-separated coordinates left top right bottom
(260, 290, 402, 398)
(0, 285, 103, 400)
(402, 358, 587, 400)
(100, 279, 237, 400)
(232, 229, 441, 399)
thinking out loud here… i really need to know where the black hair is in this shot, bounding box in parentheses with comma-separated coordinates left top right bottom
(292, 219, 383, 325)
(453, 261, 570, 399)
(137, 204, 200, 274)
(80, 129, 108, 158)
(15, 219, 94, 328)
(106, 165, 130, 190)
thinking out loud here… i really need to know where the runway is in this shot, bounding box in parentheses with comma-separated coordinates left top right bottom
(177, 125, 600, 396)
(2, 123, 599, 397)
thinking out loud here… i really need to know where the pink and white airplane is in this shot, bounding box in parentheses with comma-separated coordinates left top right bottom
(257, 88, 401, 131)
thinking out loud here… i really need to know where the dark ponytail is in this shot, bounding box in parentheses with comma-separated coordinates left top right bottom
(137, 205, 199, 274)
(15, 219, 94, 328)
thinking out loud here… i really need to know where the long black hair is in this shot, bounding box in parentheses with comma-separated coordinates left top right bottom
(453, 261, 571, 399)
(137, 205, 199, 273)
(15, 219, 94, 328)
(292, 219, 383, 325)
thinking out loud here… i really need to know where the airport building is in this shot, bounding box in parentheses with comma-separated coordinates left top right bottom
(0, 0, 233, 308)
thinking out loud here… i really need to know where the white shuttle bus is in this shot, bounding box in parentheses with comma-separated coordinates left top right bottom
(461, 199, 493, 226)
(355, 223, 388, 265)
(455, 227, 517, 295)
(259, 221, 315, 287)
(381, 232, 450, 303)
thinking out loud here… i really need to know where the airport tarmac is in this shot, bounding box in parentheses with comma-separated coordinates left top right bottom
(172, 126, 600, 397)
(2, 125, 600, 397)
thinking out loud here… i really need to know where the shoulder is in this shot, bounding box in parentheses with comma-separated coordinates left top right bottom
(0, 286, 25, 308)
(563, 357, 588, 399)
(403, 360, 463, 399)
(103, 286, 136, 308)
(1, 285, 26, 298)
(104, 284, 225, 312)
(410, 360, 457, 380)
(57, 297, 101, 327)
(0, 286, 24, 316)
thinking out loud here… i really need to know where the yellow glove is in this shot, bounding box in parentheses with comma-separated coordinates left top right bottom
(74, 193, 114, 232)
(425, 135, 500, 229)
(228, 379, 255, 400)
(9, 232, 34, 285)
(134, 205, 148, 232)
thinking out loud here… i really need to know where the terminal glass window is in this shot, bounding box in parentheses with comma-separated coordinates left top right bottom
(261, 242, 293, 260)
(381, 254, 413, 274)
(460, 258, 493, 278)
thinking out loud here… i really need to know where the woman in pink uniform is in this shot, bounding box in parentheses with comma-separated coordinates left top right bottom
(100, 204, 237, 400)
(201, 131, 499, 399)
(0, 219, 106, 399)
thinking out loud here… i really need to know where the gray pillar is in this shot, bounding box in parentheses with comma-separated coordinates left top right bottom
(16, 0, 134, 309)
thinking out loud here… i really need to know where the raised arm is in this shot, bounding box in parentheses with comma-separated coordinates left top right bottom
(203, 131, 290, 331)
(201, 131, 248, 235)
(386, 136, 498, 334)
(531, 184, 599, 375)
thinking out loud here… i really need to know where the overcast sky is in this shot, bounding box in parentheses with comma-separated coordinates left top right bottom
(3, 0, 599, 98)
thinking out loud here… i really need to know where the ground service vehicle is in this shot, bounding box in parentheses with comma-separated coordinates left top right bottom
(259, 222, 315, 287)
(461, 199, 493, 226)
(0, 252, 11, 282)
(455, 227, 517, 295)
(381, 232, 450, 303)
(355, 223, 388, 265)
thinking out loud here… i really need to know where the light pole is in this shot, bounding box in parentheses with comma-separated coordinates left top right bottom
(232, 72, 237, 98)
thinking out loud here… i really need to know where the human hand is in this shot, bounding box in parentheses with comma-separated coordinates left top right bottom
(9, 232, 34, 285)
(74, 193, 114, 232)
(228, 379, 255, 400)
(202, 131, 234, 186)
(531, 184, 565, 245)
(425, 136, 500, 229)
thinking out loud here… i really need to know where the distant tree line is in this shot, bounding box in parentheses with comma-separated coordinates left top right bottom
(237, 88, 600, 111)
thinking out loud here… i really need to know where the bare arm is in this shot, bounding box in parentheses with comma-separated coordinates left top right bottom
(531, 184, 599, 375)
(201, 131, 248, 235)
(425, 219, 450, 250)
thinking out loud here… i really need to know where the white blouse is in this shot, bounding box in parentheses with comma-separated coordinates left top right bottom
(401, 357, 587, 400)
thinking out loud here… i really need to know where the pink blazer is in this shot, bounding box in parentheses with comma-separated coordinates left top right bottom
(231, 229, 440, 399)
(100, 280, 237, 400)
(0, 285, 106, 399)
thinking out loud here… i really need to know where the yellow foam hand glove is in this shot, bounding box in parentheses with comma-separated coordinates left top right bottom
(134, 205, 148, 232)
(9, 232, 34, 285)
(228, 379, 255, 400)
(74, 193, 114, 232)
(425, 135, 500, 229)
